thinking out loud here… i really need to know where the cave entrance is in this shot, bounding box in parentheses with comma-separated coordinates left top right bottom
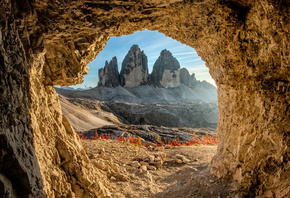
(54, 30, 221, 197)
(2, 0, 287, 197)
(68, 29, 216, 90)
(55, 29, 219, 140)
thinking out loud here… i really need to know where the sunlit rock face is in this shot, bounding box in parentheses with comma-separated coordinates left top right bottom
(120, 45, 149, 88)
(151, 49, 181, 88)
(1, 0, 289, 197)
(98, 57, 120, 87)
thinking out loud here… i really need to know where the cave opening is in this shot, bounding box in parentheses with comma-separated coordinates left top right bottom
(53, 30, 222, 197)
(1, 0, 289, 197)
(55, 29, 219, 141)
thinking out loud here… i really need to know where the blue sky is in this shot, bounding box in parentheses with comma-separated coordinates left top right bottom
(71, 30, 215, 89)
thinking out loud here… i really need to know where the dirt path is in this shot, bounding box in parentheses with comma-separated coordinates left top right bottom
(81, 139, 238, 198)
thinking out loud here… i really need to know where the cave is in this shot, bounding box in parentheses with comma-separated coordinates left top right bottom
(0, 0, 289, 197)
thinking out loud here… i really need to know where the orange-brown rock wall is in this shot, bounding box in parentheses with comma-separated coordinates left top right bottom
(1, 0, 289, 197)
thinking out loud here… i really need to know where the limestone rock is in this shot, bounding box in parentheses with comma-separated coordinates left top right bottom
(175, 154, 190, 164)
(175, 159, 183, 164)
(140, 165, 147, 172)
(131, 161, 141, 169)
(180, 68, 197, 88)
(155, 152, 166, 160)
(189, 74, 197, 88)
(98, 57, 120, 87)
(151, 49, 181, 88)
(147, 166, 157, 171)
(140, 161, 149, 167)
(120, 45, 149, 88)
(154, 161, 163, 169)
(148, 155, 155, 163)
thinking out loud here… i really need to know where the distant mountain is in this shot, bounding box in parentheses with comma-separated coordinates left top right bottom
(97, 45, 215, 89)
(57, 86, 93, 91)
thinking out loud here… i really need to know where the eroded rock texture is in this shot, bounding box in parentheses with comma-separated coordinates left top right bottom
(98, 57, 120, 87)
(120, 45, 149, 88)
(151, 49, 181, 88)
(1, 0, 289, 197)
(180, 68, 197, 88)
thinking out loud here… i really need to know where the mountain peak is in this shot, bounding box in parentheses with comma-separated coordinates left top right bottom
(120, 45, 149, 88)
(150, 49, 181, 88)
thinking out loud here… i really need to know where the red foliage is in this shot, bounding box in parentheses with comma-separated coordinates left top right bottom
(77, 131, 87, 140)
(77, 131, 218, 148)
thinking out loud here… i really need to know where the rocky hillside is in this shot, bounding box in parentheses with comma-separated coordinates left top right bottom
(57, 95, 218, 131)
(56, 83, 217, 103)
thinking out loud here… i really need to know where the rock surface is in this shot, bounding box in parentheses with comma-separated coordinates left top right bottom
(180, 68, 197, 88)
(57, 94, 219, 131)
(98, 57, 120, 87)
(1, 0, 289, 197)
(120, 45, 149, 88)
(151, 49, 181, 88)
(97, 47, 205, 90)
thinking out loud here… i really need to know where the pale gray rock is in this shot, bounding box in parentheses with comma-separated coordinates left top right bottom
(151, 49, 181, 88)
(180, 68, 197, 88)
(120, 45, 149, 88)
(98, 57, 120, 87)
(189, 73, 197, 88)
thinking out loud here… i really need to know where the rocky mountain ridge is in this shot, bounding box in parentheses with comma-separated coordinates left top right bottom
(98, 45, 209, 89)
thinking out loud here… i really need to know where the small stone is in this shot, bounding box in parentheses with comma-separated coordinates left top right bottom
(140, 161, 149, 166)
(148, 155, 155, 162)
(182, 158, 190, 164)
(193, 168, 197, 171)
(117, 173, 130, 181)
(176, 154, 184, 159)
(110, 176, 116, 181)
(175, 159, 183, 164)
(154, 156, 162, 162)
(142, 157, 149, 162)
(92, 159, 107, 171)
(165, 145, 171, 149)
(147, 166, 157, 171)
(154, 160, 163, 168)
(140, 165, 147, 172)
(131, 161, 141, 168)
(155, 152, 166, 160)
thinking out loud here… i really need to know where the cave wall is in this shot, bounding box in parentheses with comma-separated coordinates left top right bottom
(0, 0, 289, 197)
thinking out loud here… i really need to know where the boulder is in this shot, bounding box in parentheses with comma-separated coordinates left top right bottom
(151, 49, 181, 88)
(98, 57, 120, 87)
(120, 45, 149, 87)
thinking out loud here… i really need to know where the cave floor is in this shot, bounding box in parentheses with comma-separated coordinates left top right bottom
(82, 139, 237, 198)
